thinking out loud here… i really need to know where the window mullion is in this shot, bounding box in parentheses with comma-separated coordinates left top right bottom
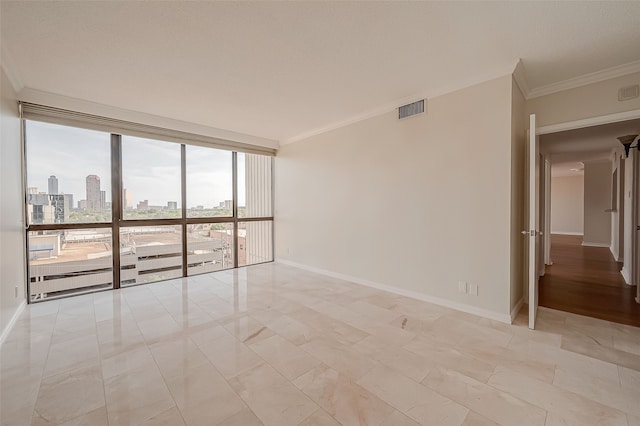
(233, 151, 239, 269)
(111, 134, 122, 289)
(181, 144, 188, 277)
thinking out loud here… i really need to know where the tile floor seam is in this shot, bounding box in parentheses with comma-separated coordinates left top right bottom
(207, 327, 308, 425)
(145, 341, 185, 426)
(7, 263, 640, 426)
(28, 330, 55, 424)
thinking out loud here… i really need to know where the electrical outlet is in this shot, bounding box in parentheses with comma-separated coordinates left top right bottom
(469, 283, 478, 296)
(458, 281, 467, 293)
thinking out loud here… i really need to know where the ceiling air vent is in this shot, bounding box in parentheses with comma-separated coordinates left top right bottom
(618, 85, 639, 101)
(398, 99, 425, 119)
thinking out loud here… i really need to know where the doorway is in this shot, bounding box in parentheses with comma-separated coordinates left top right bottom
(537, 118, 640, 327)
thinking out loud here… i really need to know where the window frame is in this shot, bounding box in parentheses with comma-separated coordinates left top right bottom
(24, 121, 274, 303)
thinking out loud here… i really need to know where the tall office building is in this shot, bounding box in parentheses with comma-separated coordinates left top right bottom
(48, 175, 58, 195)
(86, 175, 101, 210)
(123, 188, 133, 209)
(50, 194, 70, 223)
(66, 194, 74, 212)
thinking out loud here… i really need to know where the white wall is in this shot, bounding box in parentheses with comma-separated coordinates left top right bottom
(276, 75, 515, 320)
(583, 160, 612, 246)
(510, 77, 526, 312)
(526, 72, 640, 128)
(1, 65, 26, 340)
(550, 175, 584, 235)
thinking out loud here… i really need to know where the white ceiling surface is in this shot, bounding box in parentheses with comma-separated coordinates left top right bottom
(2, 2, 640, 145)
(551, 161, 584, 178)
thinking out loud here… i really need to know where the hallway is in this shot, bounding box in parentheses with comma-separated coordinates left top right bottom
(540, 234, 640, 327)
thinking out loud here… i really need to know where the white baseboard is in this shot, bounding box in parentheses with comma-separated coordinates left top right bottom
(275, 258, 513, 324)
(621, 266, 632, 285)
(551, 232, 583, 236)
(581, 241, 611, 248)
(0, 300, 26, 346)
(610, 245, 620, 261)
(510, 297, 524, 322)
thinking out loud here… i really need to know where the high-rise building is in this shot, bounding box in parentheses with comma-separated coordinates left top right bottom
(49, 194, 70, 223)
(100, 190, 106, 209)
(48, 175, 58, 195)
(86, 175, 101, 210)
(27, 194, 68, 224)
(66, 194, 74, 212)
(167, 201, 177, 210)
(137, 200, 149, 211)
(28, 193, 50, 206)
(123, 188, 133, 209)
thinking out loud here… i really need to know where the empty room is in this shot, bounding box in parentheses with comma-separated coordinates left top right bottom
(2, 2, 640, 426)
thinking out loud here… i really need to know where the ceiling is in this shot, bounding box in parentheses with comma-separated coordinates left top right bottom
(542, 118, 640, 177)
(2, 2, 640, 145)
(551, 161, 585, 178)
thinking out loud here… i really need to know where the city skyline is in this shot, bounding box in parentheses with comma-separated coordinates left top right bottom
(28, 175, 241, 211)
(27, 121, 248, 208)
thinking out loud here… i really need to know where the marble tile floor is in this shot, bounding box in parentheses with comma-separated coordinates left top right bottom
(2, 262, 640, 426)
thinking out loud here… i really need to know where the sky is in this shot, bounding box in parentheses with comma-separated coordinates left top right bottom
(27, 121, 247, 208)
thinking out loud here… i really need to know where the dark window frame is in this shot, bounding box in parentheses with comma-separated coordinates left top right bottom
(24, 121, 274, 303)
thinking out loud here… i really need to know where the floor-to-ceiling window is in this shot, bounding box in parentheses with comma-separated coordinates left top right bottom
(26, 122, 114, 300)
(24, 119, 273, 302)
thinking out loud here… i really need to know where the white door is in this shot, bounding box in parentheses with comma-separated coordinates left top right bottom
(634, 149, 640, 299)
(543, 158, 552, 267)
(527, 114, 540, 329)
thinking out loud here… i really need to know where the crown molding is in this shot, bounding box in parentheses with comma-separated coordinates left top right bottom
(282, 60, 519, 145)
(1, 45, 24, 93)
(17, 88, 279, 150)
(528, 60, 640, 100)
(282, 91, 429, 145)
(512, 58, 529, 99)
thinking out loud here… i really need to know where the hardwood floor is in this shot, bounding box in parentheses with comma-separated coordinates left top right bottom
(539, 234, 640, 327)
